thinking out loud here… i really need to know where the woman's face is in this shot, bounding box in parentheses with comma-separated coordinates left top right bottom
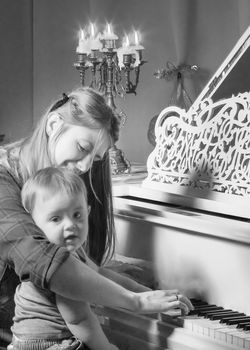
(48, 123, 111, 174)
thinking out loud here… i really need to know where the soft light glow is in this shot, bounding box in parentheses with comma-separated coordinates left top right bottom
(79, 28, 85, 41)
(90, 23, 95, 38)
(134, 31, 140, 45)
(123, 34, 130, 48)
(107, 23, 112, 34)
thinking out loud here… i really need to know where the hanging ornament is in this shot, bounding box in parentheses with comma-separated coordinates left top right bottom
(148, 62, 199, 146)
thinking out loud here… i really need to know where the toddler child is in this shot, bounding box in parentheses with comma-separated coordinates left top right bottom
(11, 167, 119, 350)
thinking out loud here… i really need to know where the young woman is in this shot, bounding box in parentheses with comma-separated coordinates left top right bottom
(0, 87, 193, 349)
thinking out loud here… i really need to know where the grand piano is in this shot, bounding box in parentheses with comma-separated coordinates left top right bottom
(95, 26, 250, 349)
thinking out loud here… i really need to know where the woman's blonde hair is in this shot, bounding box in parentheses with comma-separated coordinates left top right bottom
(19, 87, 120, 182)
(15, 87, 120, 265)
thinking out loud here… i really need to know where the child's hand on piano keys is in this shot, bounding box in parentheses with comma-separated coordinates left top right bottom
(134, 289, 194, 315)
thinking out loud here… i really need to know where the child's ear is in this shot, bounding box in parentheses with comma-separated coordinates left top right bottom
(46, 113, 64, 136)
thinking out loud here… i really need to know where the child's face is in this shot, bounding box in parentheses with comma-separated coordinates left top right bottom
(32, 189, 89, 252)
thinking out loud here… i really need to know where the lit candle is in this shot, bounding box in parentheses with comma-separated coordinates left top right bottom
(123, 35, 130, 50)
(104, 23, 118, 39)
(89, 22, 102, 51)
(134, 31, 144, 50)
(133, 30, 144, 65)
(100, 23, 118, 49)
(117, 34, 133, 68)
(76, 29, 90, 54)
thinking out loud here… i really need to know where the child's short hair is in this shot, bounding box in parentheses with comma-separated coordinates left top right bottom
(21, 167, 88, 214)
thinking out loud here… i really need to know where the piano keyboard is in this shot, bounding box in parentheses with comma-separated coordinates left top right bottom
(94, 299, 250, 349)
(171, 298, 250, 349)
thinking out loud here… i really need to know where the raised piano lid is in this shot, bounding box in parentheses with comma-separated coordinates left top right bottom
(143, 26, 250, 220)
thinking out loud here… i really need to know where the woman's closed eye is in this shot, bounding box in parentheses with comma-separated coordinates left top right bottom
(77, 143, 91, 155)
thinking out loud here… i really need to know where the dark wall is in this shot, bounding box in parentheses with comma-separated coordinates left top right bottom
(0, 0, 33, 143)
(0, 0, 249, 163)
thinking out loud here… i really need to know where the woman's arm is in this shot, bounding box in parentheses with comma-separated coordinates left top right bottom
(51, 254, 136, 310)
(0, 169, 69, 289)
(83, 252, 150, 292)
(50, 254, 193, 314)
(99, 266, 151, 292)
(56, 296, 119, 350)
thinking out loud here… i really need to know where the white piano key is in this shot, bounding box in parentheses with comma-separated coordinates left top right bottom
(232, 330, 250, 348)
(244, 337, 250, 350)
(214, 325, 238, 342)
(193, 318, 209, 334)
(226, 329, 247, 345)
(204, 320, 228, 338)
(179, 314, 201, 331)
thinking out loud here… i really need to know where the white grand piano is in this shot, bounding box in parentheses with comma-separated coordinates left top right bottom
(95, 26, 250, 350)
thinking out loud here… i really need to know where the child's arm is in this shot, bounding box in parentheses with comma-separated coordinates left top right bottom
(56, 295, 119, 350)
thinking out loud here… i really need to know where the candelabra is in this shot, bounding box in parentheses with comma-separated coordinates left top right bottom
(74, 23, 145, 175)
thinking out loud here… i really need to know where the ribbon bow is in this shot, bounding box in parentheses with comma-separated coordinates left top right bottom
(154, 61, 198, 81)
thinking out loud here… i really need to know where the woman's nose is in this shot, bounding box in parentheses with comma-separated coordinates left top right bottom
(76, 156, 92, 173)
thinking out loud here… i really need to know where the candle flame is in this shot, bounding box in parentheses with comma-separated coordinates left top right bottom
(90, 23, 95, 38)
(107, 23, 112, 34)
(79, 28, 85, 40)
(123, 35, 130, 47)
(134, 31, 140, 45)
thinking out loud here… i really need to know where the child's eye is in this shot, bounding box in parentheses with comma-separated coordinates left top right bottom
(74, 211, 82, 219)
(50, 216, 61, 223)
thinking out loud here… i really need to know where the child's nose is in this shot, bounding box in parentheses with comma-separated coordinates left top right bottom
(64, 217, 76, 230)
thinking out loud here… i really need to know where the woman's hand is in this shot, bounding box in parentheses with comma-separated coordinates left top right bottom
(133, 289, 194, 315)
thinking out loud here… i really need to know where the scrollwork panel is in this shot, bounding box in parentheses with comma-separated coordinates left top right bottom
(146, 92, 250, 196)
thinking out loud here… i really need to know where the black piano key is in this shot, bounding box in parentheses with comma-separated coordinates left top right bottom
(244, 324, 250, 331)
(237, 321, 250, 329)
(190, 299, 208, 306)
(199, 309, 232, 318)
(189, 305, 221, 315)
(211, 311, 243, 321)
(219, 313, 246, 323)
(189, 305, 218, 315)
(197, 306, 224, 316)
(191, 304, 217, 311)
(227, 317, 250, 325)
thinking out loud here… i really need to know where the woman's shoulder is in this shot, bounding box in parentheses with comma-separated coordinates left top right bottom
(0, 144, 22, 187)
(0, 147, 9, 167)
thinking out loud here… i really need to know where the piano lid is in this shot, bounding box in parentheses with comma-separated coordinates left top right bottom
(143, 26, 250, 219)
